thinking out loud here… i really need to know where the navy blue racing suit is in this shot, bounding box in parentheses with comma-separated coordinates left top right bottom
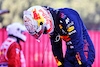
(43, 6, 95, 67)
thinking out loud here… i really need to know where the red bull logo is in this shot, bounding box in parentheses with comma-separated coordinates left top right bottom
(33, 8, 41, 20)
(60, 35, 71, 42)
(32, 8, 44, 26)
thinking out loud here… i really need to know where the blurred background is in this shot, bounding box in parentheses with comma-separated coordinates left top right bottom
(0, 0, 100, 67)
(0, 0, 100, 30)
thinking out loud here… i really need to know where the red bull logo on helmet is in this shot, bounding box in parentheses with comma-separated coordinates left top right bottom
(33, 8, 41, 20)
(32, 8, 44, 26)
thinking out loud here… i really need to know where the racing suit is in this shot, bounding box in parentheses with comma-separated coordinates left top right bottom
(0, 37, 26, 67)
(43, 6, 95, 67)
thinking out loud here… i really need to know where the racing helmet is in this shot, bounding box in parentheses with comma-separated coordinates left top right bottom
(23, 6, 54, 39)
(6, 22, 26, 41)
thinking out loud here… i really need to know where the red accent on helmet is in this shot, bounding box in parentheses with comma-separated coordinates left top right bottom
(33, 9, 41, 20)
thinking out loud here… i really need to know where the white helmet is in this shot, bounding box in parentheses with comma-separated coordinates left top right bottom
(6, 22, 26, 41)
(23, 6, 54, 39)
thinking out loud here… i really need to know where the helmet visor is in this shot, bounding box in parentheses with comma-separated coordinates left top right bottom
(29, 26, 44, 39)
